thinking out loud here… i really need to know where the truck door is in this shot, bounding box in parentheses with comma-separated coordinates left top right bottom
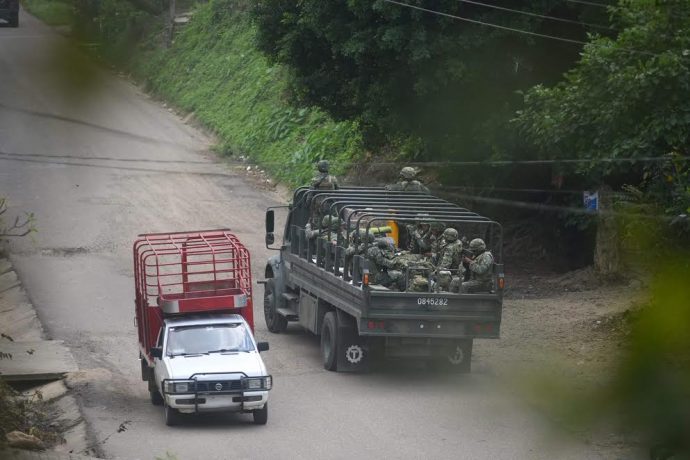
(153, 328, 166, 388)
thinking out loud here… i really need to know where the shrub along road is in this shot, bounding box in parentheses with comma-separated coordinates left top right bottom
(0, 11, 639, 460)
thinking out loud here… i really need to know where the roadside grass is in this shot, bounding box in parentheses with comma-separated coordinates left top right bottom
(21, 0, 72, 26)
(129, 0, 363, 185)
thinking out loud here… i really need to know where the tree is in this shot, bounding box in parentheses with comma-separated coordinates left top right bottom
(515, 0, 690, 220)
(252, 0, 606, 157)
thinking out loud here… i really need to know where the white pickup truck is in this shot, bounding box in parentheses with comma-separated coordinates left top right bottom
(134, 230, 271, 426)
(149, 314, 272, 426)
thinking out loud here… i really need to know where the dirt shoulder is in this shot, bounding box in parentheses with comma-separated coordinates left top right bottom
(477, 267, 644, 455)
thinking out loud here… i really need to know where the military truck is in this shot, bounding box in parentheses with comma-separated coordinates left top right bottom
(0, 0, 19, 27)
(263, 187, 504, 372)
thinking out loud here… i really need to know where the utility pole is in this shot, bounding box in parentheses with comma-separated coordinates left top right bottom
(166, 0, 176, 47)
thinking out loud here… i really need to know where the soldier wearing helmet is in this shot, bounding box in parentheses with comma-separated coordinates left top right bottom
(385, 166, 429, 193)
(427, 221, 446, 264)
(365, 238, 404, 290)
(461, 238, 494, 293)
(311, 160, 339, 190)
(437, 227, 465, 274)
(407, 216, 431, 254)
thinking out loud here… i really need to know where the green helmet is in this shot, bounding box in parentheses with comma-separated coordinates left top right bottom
(321, 215, 340, 230)
(400, 167, 417, 180)
(442, 228, 459, 242)
(469, 238, 486, 254)
(317, 160, 330, 173)
(376, 238, 390, 249)
(429, 221, 445, 232)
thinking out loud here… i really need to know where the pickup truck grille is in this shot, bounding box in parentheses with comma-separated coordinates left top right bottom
(195, 380, 242, 392)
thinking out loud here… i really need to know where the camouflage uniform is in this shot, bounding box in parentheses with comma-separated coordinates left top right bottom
(311, 160, 339, 190)
(407, 223, 431, 254)
(366, 239, 404, 290)
(462, 238, 494, 293)
(437, 228, 464, 272)
(386, 167, 430, 193)
(345, 232, 374, 276)
(408, 275, 429, 292)
(428, 221, 445, 264)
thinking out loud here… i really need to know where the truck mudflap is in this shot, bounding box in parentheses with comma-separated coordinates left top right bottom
(335, 310, 369, 372)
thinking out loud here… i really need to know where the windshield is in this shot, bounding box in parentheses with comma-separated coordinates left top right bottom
(166, 323, 254, 356)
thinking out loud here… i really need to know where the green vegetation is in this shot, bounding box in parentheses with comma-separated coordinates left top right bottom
(21, 0, 72, 25)
(516, 1, 690, 225)
(132, 1, 363, 184)
(252, 1, 609, 159)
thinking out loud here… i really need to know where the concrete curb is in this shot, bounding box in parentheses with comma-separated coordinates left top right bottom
(0, 256, 97, 459)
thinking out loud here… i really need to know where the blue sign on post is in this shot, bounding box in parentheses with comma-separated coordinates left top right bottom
(583, 191, 599, 212)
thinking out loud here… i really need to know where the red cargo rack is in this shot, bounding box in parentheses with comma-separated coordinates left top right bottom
(134, 230, 254, 359)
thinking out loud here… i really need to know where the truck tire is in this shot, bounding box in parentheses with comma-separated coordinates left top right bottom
(253, 403, 268, 425)
(264, 279, 287, 333)
(164, 404, 181, 426)
(9, 11, 18, 27)
(320, 312, 338, 371)
(150, 388, 163, 406)
(440, 339, 473, 373)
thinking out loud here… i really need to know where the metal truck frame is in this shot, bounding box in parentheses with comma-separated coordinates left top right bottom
(264, 187, 504, 372)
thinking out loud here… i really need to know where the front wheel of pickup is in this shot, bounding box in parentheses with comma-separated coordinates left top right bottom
(164, 404, 181, 426)
(320, 312, 338, 371)
(149, 388, 163, 406)
(264, 279, 287, 333)
(253, 403, 268, 425)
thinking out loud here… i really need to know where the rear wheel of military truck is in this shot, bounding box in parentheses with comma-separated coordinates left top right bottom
(9, 11, 18, 27)
(321, 312, 338, 371)
(435, 339, 473, 373)
(264, 279, 288, 333)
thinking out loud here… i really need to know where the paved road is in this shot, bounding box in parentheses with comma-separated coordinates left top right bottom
(1, 11, 619, 460)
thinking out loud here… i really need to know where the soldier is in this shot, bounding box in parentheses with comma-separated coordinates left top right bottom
(366, 238, 404, 290)
(428, 221, 445, 264)
(311, 160, 339, 190)
(407, 218, 431, 254)
(437, 228, 464, 272)
(345, 232, 374, 276)
(385, 167, 430, 193)
(461, 238, 494, 293)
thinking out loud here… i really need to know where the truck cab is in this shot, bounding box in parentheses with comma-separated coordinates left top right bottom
(134, 230, 271, 426)
(0, 0, 19, 27)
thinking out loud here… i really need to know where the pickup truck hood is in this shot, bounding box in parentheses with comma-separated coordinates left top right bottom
(164, 352, 267, 379)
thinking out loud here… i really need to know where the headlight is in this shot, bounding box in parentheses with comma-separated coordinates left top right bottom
(163, 380, 194, 394)
(243, 376, 272, 390)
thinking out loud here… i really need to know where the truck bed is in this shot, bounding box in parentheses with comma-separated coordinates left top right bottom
(285, 252, 502, 339)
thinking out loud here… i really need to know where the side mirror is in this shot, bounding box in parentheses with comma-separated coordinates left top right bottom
(257, 342, 269, 352)
(150, 347, 163, 359)
(265, 210, 275, 233)
(265, 233, 275, 246)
